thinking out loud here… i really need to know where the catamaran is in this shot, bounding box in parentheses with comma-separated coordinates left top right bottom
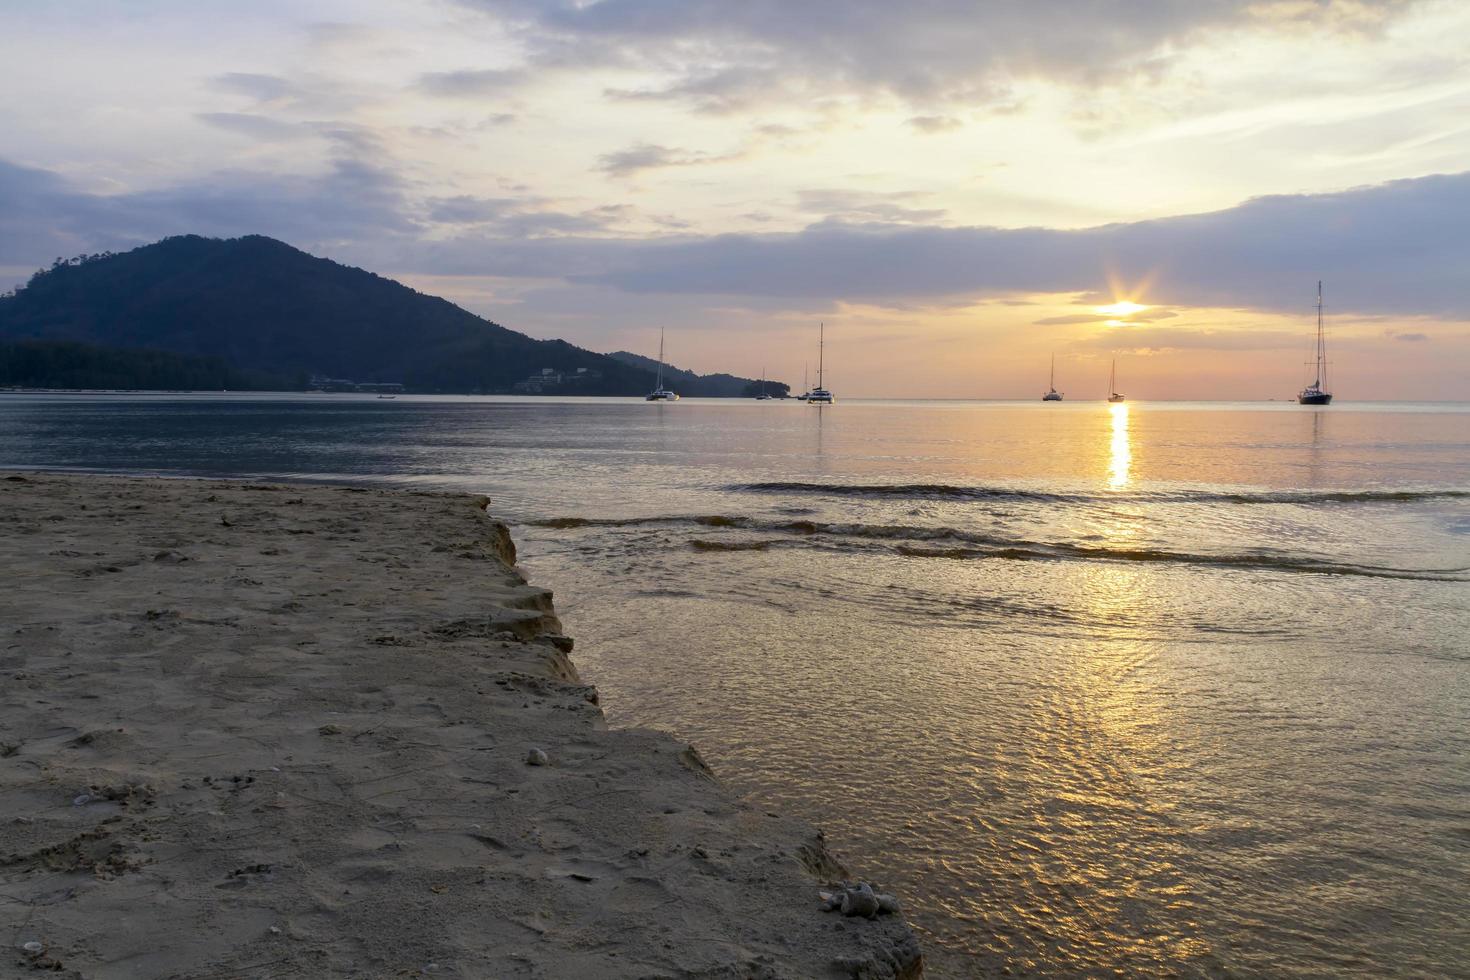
(806, 323, 834, 404)
(1107, 359, 1124, 403)
(1298, 281, 1332, 405)
(1043, 354, 1063, 401)
(645, 327, 680, 402)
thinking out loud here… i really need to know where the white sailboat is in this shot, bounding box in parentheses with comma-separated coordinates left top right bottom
(806, 323, 834, 404)
(645, 327, 680, 401)
(755, 366, 773, 400)
(1298, 281, 1332, 405)
(1042, 354, 1063, 401)
(1107, 359, 1124, 403)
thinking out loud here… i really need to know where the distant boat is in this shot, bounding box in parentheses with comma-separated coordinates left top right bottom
(755, 366, 773, 400)
(1043, 354, 1063, 401)
(1298, 281, 1332, 405)
(646, 327, 680, 402)
(806, 323, 834, 404)
(377, 394, 397, 400)
(1107, 359, 1124, 403)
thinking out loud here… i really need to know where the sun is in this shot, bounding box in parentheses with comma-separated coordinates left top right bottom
(1095, 300, 1149, 317)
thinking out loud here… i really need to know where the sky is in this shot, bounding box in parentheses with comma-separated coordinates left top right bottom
(2, 0, 1468, 398)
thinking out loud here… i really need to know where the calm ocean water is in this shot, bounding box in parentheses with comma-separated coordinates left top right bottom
(3, 393, 1468, 977)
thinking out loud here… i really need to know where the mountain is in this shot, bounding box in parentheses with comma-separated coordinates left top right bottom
(0, 339, 301, 391)
(608, 351, 791, 398)
(0, 235, 761, 395)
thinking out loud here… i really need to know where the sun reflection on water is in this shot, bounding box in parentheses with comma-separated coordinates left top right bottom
(1108, 403, 1131, 489)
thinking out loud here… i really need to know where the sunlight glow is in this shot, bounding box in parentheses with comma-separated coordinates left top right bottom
(1096, 301, 1149, 317)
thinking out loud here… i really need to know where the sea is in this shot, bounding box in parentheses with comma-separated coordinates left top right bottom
(2, 393, 1467, 978)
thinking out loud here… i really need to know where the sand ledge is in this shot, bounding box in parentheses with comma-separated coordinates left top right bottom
(1, 473, 923, 979)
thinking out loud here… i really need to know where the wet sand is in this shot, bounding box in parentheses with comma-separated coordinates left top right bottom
(0, 473, 921, 979)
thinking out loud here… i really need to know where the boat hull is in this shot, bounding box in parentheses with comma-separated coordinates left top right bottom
(1042, 393, 1063, 402)
(1108, 395, 1125, 403)
(1298, 393, 1332, 405)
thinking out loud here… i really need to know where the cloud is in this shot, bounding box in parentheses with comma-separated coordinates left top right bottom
(416, 68, 527, 97)
(1070, 327, 1302, 351)
(456, 0, 1422, 112)
(211, 72, 299, 104)
(906, 115, 962, 134)
(595, 142, 740, 177)
(0, 155, 417, 266)
(196, 112, 306, 141)
(1035, 314, 1113, 325)
(795, 189, 945, 224)
(544, 170, 1470, 318)
(1390, 330, 1429, 341)
(425, 195, 632, 236)
(6, 156, 1468, 321)
(1035, 309, 1180, 325)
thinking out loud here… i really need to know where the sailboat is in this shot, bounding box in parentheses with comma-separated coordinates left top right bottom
(1042, 354, 1063, 401)
(1107, 359, 1124, 403)
(1298, 281, 1332, 405)
(806, 323, 834, 404)
(754, 366, 773, 400)
(645, 327, 680, 401)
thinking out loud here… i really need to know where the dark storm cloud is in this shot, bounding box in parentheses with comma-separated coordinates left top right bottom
(457, 0, 1418, 111)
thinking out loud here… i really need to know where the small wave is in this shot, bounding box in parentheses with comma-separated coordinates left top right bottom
(894, 544, 1469, 581)
(535, 511, 1468, 581)
(727, 481, 1470, 506)
(530, 515, 751, 529)
(690, 539, 773, 552)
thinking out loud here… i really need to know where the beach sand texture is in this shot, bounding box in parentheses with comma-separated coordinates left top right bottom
(1, 473, 921, 979)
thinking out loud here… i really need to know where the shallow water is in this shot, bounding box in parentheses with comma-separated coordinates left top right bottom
(3, 393, 1468, 977)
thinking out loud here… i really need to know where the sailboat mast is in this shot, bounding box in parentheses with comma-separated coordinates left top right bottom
(1316, 281, 1325, 389)
(818, 322, 825, 388)
(1050, 353, 1055, 390)
(656, 327, 664, 390)
(1110, 358, 1115, 395)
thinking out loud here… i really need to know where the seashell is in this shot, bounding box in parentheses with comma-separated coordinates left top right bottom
(72, 793, 92, 807)
(21, 941, 44, 955)
(526, 747, 549, 766)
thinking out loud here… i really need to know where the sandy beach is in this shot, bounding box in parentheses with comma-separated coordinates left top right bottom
(0, 473, 922, 979)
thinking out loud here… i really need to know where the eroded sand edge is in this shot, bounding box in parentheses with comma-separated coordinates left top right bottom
(0, 473, 922, 979)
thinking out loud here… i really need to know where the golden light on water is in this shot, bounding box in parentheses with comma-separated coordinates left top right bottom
(1109, 403, 1131, 489)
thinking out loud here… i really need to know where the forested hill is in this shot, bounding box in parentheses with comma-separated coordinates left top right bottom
(608, 350, 791, 398)
(0, 235, 749, 395)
